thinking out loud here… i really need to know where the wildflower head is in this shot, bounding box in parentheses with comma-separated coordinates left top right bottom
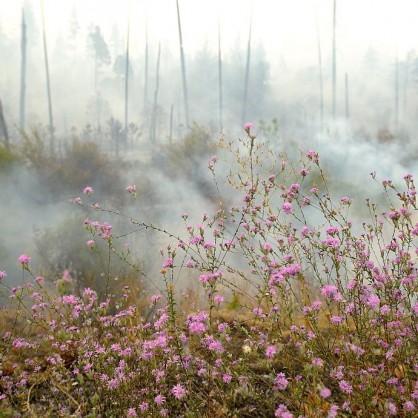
(126, 185, 136, 196)
(18, 254, 31, 268)
(244, 122, 254, 133)
(282, 202, 293, 215)
(83, 186, 94, 196)
(86, 239, 95, 248)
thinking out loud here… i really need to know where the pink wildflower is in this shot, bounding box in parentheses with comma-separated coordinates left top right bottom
(83, 186, 94, 196)
(86, 239, 95, 248)
(331, 315, 343, 325)
(282, 202, 293, 214)
(154, 394, 166, 405)
(0, 271, 6, 280)
(162, 258, 173, 268)
(274, 373, 288, 390)
(266, 345, 276, 358)
(366, 294, 380, 309)
(138, 402, 149, 412)
(403, 401, 415, 412)
(328, 405, 339, 418)
(126, 408, 137, 417)
(339, 380, 353, 394)
(126, 185, 136, 194)
(300, 168, 309, 176)
(222, 374, 232, 383)
(214, 294, 224, 304)
(307, 149, 319, 163)
(340, 196, 352, 204)
(244, 122, 254, 132)
(18, 254, 31, 266)
(171, 384, 188, 399)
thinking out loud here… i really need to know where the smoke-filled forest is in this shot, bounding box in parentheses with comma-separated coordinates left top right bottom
(0, 1, 418, 416)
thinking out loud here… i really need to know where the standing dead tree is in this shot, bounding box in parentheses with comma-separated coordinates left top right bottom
(316, 16, 324, 132)
(332, 0, 337, 120)
(20, 8, 27, 131)
(41, 0, 54, 142)
(0, 98, 9, 148)
(242, 14, 252, 124)
(124, 15, 130, 151)
(176, 0, 189, 128)
(150, 43, 161, 144)
(218, 20, 223, 130)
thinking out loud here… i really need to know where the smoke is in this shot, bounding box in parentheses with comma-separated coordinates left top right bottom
(1, 0, 418, 303)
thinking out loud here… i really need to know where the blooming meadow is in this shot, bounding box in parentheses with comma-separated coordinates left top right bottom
(1, 124, 417, 417)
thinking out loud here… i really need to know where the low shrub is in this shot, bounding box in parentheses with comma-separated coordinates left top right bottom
(1, 123, 417, 417)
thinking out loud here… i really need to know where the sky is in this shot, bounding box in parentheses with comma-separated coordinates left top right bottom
(1, 0, 417, 71)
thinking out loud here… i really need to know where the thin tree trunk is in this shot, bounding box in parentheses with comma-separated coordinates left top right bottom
(395, 54, 399, 134)
(316, 17, 324, 132)
(218, 20, 223, 129)
(345, 73, 349, 121)
(242, 15, 252, 124)
(143, 24, 149, 116)
(150, 43, 161, 144)
(332, 0, 337, 120)
(124, 15, 130, 151)
(176, 0, 189, 127)
(20, 9, 27, 131)
(41, 0, 54, 144)
(403, 54, 408, 116)
(0, 98, 9, 148)
(169, 104, 173, 143)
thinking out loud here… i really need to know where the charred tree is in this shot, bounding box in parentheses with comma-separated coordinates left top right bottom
(176, 0, 189, 127)
(332, 0, 337, 119)
(20, 9, 27, 131)
(150, 43, 161, 144)
(124, 16, 130, 151)
(41, 0, 54, 142)
(0, 97, 9, 148)
(242, 16, 252, 124)
(218, 21, 223, 129)
(316, 17, 324, 132)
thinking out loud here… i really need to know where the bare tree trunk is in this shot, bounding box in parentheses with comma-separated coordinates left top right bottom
(0, 98, 9, 148)
(124, 15, 130, 151)
(143, 24, 149, 117)
(332, 0, 337, 120)
(150, 43, 161, 144)
(395, 54, 399, 134)
(176, 0, 189, 127)
(242, 15, 252, 124)
(316, 17, 324, 132)
(169, 104, 173, 143)
(20, 9, 27, 131)
(41, 0, 54, 145)
(345, 73, 349, 121)
(218, 20, 223, 130)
